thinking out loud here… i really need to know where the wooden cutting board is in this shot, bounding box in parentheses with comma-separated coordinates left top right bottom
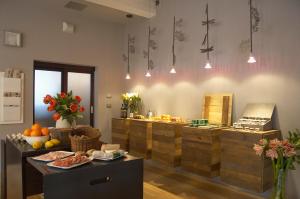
(202, 93, 233, 126)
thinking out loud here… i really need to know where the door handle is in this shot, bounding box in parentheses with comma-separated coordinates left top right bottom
(89, 177, 111, 186)
(90, 106, 94, 114)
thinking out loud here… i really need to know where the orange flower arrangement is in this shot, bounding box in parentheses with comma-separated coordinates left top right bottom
(43, 91, 84, 124)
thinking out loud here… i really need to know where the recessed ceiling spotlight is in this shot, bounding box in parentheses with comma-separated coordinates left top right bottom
(64, 1, 87, 11)
(155, 0, 160, 7)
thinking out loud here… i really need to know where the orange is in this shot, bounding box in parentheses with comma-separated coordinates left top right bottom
(31, 129, 42, 137)
(23, 128, 31, 136)
(32, 123, 42, 131)
(41, 128, 49, 136)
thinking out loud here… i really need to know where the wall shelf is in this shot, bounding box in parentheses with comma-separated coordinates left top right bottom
(0, 72, 24, 124)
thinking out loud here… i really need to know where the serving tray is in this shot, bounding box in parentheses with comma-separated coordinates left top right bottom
(47, 157, 92, 169)
(32, 151, 75, 162)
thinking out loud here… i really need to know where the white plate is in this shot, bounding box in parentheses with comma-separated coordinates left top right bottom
(32, 151, 75, 162)
(93, 152, 128, 161)
(47, 157, 92, 170)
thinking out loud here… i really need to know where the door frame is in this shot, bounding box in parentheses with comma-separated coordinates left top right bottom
(33, 60, 95, 127)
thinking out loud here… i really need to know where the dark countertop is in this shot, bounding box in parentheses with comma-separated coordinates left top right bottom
(27, 154, 142, 176)
(6, 138, 69, 157)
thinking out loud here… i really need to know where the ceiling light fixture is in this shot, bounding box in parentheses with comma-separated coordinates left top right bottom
(123, 34, 135, 80)
(248, 0, 256, 64)
(170, 16, 177, 74)
(145, 71, 151, 77)
(126, 14, 133, 18)
(248, 54, 256, 63)
(204, 61, 212, 69)
(169, 67, 176, 74)
(201, 4, 215, 69)
(126, 34, 131, 80)
(145, 26, 152, 78)
(125, 73, 131, 79)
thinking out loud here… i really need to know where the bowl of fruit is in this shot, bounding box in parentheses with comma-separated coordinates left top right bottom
(23, 123, 50, 146)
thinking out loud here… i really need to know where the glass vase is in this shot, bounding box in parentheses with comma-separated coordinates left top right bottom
(271, 168, 286, 199)
(56, 118, 76, 129)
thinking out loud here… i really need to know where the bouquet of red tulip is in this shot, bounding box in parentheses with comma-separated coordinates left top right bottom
(43, 91, 85, 124)
(253, 130, 300, 199)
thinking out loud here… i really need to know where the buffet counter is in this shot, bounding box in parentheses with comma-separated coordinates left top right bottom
(128, 119, 153, 159)
(152, 121, 187, 167)
(220, 128, 281, 192)
(111, 118, 130, 150)
(182, 126, 223, 177)
(112, 118, 187, 162)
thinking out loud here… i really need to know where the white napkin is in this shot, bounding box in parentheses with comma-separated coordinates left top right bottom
(92, 149, 125, 160)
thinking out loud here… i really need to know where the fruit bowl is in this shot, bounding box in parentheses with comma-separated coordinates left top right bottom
(23, 135, 49, 145)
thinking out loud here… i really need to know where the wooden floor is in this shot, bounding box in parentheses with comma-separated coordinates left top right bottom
(28, 160, 269, 199)
(143, 160, 268, 199)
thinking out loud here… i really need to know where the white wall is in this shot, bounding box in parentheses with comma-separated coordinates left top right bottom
(125, 0, 300, 197)
(0, 0, 125, 142)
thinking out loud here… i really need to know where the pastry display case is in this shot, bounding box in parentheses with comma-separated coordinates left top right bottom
(233, 103, 275, 131)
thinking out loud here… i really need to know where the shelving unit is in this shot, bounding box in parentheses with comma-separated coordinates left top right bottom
(0, 72, 24, 124)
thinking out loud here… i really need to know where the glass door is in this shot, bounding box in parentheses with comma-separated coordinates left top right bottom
(67, 72, 92, 125)
(33, 61, 95, 127)
(34, 70, 62, 127)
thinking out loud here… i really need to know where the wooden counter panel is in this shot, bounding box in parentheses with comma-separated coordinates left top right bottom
(151, 150, 181, 167)
(181, 127, 221, 177)
(151, 122, 185, 167)
(112, 118, 130, 150)
(220, 168, 262, 192)
(220, 129, 281, 192)
(129, 120, 152, 159)
(182, 145, 214, 164)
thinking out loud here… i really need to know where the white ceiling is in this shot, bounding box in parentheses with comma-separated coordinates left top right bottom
(85, 0, 156, 18)
(79, 0, 151, 24)
(38, 0, 150, 24)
